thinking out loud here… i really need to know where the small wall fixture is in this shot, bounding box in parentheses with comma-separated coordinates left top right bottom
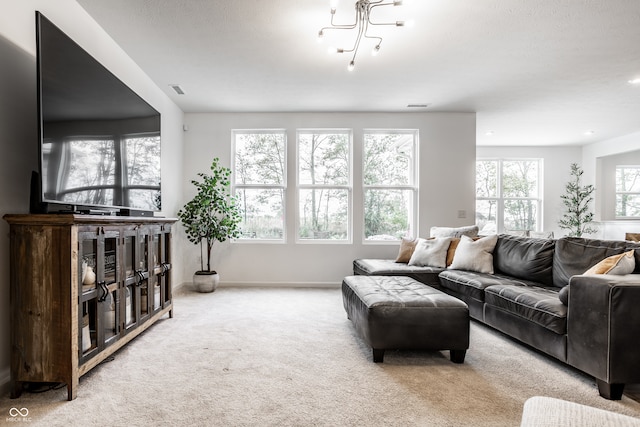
(318, 0, 406, 71)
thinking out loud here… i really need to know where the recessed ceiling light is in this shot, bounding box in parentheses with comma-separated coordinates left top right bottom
(584, 130, 595, 136)
(485, 131, 494, 136)
(407, 103, 430, 108)
(628, 78, 640, 85)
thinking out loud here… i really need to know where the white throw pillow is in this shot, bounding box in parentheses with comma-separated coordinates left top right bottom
(448, 234, 498, 274)
(408, 237, 453, 268)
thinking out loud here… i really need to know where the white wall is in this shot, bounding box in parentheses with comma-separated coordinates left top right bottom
(181, 112, 476, 286)
(0, 0, 184, 394)
(476, 146, 582, 238)
(581, 132, 640, 239)
(582, 132, 640, 219)
(598, 149, 640, 220)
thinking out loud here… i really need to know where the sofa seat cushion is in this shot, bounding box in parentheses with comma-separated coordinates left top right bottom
(353, 259, 443, 287)
(438, 270, 510, 302)
(484, 283, 567, 334)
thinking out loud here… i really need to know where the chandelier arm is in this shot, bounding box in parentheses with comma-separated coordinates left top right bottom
(370, 1, 395, 7)
(330, 10, 359, 29)
(364, 34, 383, 46)
(350, 13, 367, 66)
(368, 2, 402, 26)
(321, 24, 358, 33)
(368, 21, 402, 26)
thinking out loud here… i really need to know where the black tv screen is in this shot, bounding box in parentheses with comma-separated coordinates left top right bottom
(35, 12, 161, 213)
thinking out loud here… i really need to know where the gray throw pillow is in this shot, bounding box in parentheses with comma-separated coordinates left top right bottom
(430, 225, 479, 239)
(558, 285, 569, 306)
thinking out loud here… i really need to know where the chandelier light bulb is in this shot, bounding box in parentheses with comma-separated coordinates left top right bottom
(348, 61, 355, 71)
(396, 21, 405, 27)
(372, 45, 381, 56)
(317, 30, 324, 42)
(330, 0, 339, 9)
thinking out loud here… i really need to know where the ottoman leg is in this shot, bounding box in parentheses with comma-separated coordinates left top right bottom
(373, 348, 385, 363)
(450, 349, 466, 364)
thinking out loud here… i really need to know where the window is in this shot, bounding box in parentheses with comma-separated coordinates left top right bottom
(616, 165, 640, 218)
(297, 130, 351, 241)
(233, 130, 286, 240)
(476, 159, 542, 234)
(363, 130, 418, 241)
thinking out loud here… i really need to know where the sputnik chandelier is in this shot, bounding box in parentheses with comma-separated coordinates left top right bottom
(317, 0, 406, 71)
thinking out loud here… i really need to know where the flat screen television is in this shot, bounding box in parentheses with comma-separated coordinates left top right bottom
(33, 11, 161, 215)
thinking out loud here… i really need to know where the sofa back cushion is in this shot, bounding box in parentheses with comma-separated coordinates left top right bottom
(553, 237, 640, 287)
(494, 234, 555, 286)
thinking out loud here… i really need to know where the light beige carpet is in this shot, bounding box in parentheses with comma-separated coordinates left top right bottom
(2, 286, 640, 426)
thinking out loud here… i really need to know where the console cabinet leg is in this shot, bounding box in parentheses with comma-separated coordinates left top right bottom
(450, 349, 466, 364)
(372, 348, 385, 363)
(597, 379, 624, 400)
(10, 379, 23, 399)
(67, 375, 78, 401)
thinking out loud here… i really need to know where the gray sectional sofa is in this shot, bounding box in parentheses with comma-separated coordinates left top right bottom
(353, 234, 640, 400)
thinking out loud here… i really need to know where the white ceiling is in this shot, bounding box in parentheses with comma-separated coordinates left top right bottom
(75, 0, 640, 146)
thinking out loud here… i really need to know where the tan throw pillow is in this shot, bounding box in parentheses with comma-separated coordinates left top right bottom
(448, 234, 498, 274)
(584, 250, 636, 275)
(409, 237, 453, 268)
(395, 237, 419, 263)
(446, 238, 461, 267)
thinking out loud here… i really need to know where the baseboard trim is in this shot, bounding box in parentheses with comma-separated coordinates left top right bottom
(176, 281, 341, 289)
(222, 281, 341, 288)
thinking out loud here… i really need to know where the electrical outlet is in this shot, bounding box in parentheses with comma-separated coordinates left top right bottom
(457, 210, 467, 219)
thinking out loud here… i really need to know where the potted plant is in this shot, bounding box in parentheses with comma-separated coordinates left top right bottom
(178, 158, 242, 292)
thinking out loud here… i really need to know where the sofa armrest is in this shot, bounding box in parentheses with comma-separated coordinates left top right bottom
(567, 274, 640, 393)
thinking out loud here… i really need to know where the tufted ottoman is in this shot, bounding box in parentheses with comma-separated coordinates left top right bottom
(342, 275, 470, 363)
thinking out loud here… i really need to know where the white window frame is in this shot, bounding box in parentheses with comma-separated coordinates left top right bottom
(476, 158, 543, 234)
(362, 129, 419, 244)
(295, 129, 353, 244)
(615, 165, 640, 219)
(232, 129, 287, 243)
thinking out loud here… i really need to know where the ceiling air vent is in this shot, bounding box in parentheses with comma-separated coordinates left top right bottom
(407, 103, 430, 108)
(169, 84, 185, 95)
